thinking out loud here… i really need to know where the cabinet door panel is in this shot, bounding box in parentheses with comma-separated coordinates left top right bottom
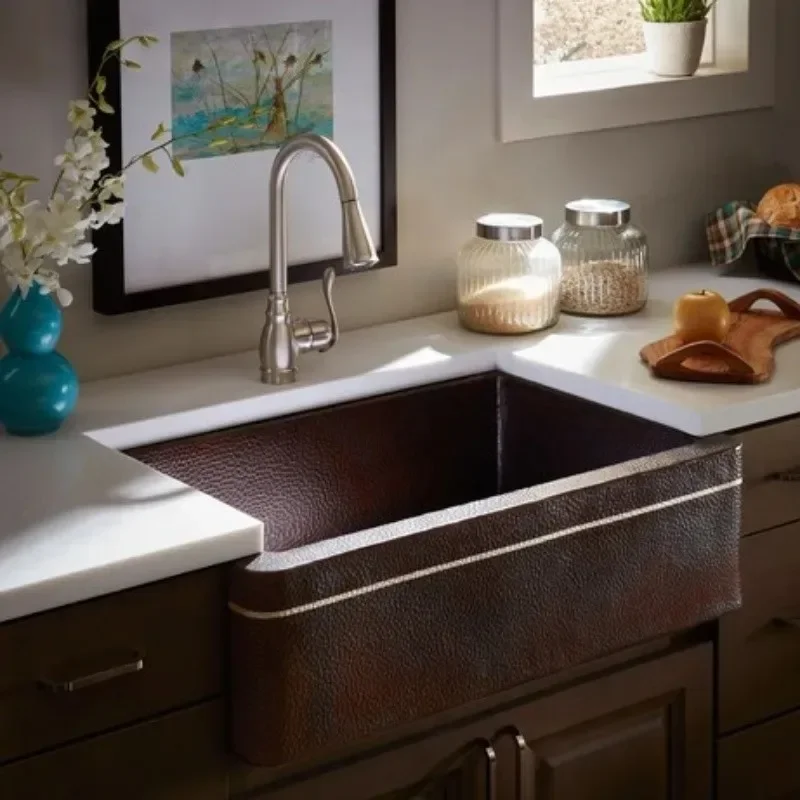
(531, 704, 669, 800)
(240, 645, 711, 800)
(240, 729, 495, 800)
(511, 645, 712, 800)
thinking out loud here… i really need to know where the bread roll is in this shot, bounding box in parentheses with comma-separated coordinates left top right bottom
(756, 183, 800, 229)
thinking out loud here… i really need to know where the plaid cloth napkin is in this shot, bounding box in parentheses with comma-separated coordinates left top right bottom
(707, 201, 800, 280)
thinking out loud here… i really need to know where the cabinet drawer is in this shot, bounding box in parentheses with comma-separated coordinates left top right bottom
(0, 701, 227, 800)
(0, 569, 225, 763)
(718, 708, 800, 800)
(741, 417, 800, 536)
(719, 522, 800, 732)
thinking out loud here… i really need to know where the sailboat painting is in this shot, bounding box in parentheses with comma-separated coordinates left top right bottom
(170, 20, 333, 161)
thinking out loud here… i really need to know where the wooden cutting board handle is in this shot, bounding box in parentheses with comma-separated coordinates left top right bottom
(641, 288, 800, 384)
(652, 340, 756, 381)
(728, 289, 800, 319)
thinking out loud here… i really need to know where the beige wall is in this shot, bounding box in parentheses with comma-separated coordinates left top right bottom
(0, 0, 795, 380)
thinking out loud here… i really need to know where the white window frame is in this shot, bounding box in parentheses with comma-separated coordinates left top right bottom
(498, 0, 776, 142)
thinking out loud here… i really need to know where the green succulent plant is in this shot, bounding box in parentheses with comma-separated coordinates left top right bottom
(639, 0, 716, 22)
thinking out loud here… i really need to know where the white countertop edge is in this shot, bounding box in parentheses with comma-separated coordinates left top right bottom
(0, 520, 264, 623)
(87, 348, 499, 451)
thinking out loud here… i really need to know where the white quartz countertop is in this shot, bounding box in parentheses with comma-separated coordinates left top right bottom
(3, 264, 800, 623)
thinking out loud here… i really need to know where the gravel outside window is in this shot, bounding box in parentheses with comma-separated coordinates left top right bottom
(534, 0, 645, 65)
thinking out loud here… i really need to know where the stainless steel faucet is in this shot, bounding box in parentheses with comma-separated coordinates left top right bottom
(260, 133, 379, 385)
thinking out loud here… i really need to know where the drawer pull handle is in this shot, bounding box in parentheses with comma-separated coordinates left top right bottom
(39, 650, 145, 693)
(766, 468, 800, 482)
(774, 616, 800, 631)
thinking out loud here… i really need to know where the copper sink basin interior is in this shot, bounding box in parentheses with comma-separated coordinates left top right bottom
(127, 373, 693, 552)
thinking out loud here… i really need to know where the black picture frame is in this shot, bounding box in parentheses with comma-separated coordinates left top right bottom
(87, 0, 397, 315)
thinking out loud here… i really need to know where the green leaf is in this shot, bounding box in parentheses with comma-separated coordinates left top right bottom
(151, 122, 168, 141)
(240, 123, 257, 130)
(170, 157, 185, 177)
(141, 154, 159, 173)
(122, 59, 142, 70)
(96, 75, 107, 94)
(106, 39, 126, 52)
(639, 0, 712, 21)
(138, 35, 159, 47)
(96, 96, 115, 114)
(10, 218, 25, 240)
(1, 171, 38, 183)
(218, 116, 238, 126)
(209, 139, 230, 149)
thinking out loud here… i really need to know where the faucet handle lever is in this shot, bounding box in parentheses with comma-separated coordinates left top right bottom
(292, 267, 339, 355)
(319, 266, 339, 353)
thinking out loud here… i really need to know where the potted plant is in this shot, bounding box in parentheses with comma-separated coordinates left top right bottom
(640, 0, 716, 78)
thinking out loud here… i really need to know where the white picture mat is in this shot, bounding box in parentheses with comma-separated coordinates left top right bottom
(119, 0, 382, 293)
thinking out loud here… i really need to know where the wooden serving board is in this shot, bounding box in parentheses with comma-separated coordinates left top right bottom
(640, 289, 800, 385)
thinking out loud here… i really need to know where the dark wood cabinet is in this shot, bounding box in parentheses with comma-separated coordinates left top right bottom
(715, 416, 800, 799)
(510, 645, 711, 800)
(243, 645, 711, 800)
(0, 568, 225, 765)
(718, 707, 800, 800)
(719, 520, 800, 733)
(0, 702, 227, 800)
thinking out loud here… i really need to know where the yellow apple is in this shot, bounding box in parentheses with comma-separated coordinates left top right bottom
(673, 290, 731, 344)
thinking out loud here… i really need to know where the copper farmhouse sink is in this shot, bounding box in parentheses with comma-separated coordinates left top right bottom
(128, 374, 742, 767)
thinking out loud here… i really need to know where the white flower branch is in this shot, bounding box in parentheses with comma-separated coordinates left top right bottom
(0, 34, 236, 308)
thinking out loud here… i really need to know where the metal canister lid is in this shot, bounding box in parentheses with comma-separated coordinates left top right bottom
(476, 213, 543, 242)
(565, 199, 631, 227)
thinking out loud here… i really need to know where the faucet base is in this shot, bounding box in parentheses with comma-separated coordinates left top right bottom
(261, 367, 297, 386)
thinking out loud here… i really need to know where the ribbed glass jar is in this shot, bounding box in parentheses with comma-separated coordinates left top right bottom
(457, 213, 562, 335)
(551, 199, 649, 317)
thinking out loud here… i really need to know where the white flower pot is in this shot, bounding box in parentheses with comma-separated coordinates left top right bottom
(642, 20, 708, 77)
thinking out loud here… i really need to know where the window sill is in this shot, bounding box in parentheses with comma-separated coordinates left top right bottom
(535, 56, 746, 99)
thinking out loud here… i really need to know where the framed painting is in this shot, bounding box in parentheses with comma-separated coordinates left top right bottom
(87, 0, 397, 315)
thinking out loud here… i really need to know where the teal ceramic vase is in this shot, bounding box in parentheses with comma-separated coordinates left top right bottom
(0, 287, 79, 436)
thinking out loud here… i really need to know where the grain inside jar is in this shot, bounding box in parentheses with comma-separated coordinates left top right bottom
(551, 199, 649, 317)
(561, 260, 647, 316)
(457, 213, 562, 335)
(459, 276, 561, 335)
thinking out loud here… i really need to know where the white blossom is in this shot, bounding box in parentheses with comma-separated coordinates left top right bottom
(98, 174, 125, 202)
(67, 99, 96, 131)
(55, 131, 111, 201)
(1, 35, 188, 310)
(42, 195, 92, 237)
(2, 246, 41, 299)
(31, 269, 73, 307)
(90, 201, 125, 228)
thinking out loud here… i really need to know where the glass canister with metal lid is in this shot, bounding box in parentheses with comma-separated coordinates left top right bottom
(551, 199, 649, 317)
(457, 213, 562, 335)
